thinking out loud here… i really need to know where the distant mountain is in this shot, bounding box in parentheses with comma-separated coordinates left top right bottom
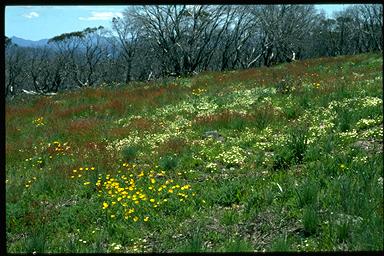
(9, 36, 116, 50)
(10, 36, 50, 48)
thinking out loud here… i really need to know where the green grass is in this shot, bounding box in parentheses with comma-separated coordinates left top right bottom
(6, 52, 383, 252)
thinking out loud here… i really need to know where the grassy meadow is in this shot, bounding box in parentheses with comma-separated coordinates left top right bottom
(5, 53, 383, 252)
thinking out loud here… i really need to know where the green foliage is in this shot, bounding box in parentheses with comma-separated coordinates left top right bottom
(296, 178, 319, 208)
(5, 53, 383, 252)
(269, 234, 291, 252)
(302, 206, 319, 236)
(273, 127, 308, 170)
(222, 238, 253, 252)
(158, 154, 178, 170)
(121, 145, 138, 162)
(212, 180, 245, 207)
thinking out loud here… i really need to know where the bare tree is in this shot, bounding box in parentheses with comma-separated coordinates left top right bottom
(111, 10, 139, 83)
(74, 26, 108, 87)
(129, 5, 230, 76)
(250, 5, 318, 66)
(5, 38, 24, 97)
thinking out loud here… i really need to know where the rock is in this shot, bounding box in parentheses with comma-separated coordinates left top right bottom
(353, 140, 373, 151)
(202, 130, 225, 142)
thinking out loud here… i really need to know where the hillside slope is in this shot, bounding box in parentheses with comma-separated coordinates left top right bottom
(6, 53, 383, 252)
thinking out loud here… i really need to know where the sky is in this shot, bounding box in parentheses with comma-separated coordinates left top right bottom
(5, 5, 352, 41)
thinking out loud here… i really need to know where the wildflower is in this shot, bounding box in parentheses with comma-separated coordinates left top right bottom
(133, 216, 139, 222)
(111, 215, 116, 218)
(339, 164, 348, 171)
(103, 202, 109, 209)
(150, 198, 155, 203)
(91, 167, 95, 171)
(144, 216, 149, 222)
(113, 244, 122, 250)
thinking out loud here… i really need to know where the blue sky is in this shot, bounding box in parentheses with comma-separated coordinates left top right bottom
(5, 5, 351, 41)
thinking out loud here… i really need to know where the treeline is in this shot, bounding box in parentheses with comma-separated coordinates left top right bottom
(5, 4, 383, 97)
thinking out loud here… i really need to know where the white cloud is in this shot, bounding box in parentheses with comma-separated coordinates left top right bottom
(22, 11, 39, 19)
(79, 11, 123, 21)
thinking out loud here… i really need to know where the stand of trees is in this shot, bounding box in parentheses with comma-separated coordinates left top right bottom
(5, 4, 383, 97)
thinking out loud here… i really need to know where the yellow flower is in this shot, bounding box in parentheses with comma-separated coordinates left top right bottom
(103, 202, 109, 209)
(150, 178, 156, 184)
(111, 215, 116, 218)
(91, 167, 95, 170)
(150, 198, 155, 203)
(144, 216, 149, 222)
(168, 189, 174, 193)
(133, 216, 139, 222)
(83, 181, 91, 185)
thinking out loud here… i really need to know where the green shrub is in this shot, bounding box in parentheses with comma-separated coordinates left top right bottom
(296, 178, 319, 208)
(121, 145, 138, 162)
(222, 238, 253, 252)
(302, 206, 319, 236)
(269, 234, 291, 252)
(159, 154, 178, 170)
(212, 180, 244, 207)
(272, 127, 308, 170)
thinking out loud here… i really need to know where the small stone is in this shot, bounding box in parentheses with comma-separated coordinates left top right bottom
(202, 130, 225, 142)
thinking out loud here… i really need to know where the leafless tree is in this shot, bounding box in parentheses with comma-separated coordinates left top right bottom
(5, 38, 25, 97)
